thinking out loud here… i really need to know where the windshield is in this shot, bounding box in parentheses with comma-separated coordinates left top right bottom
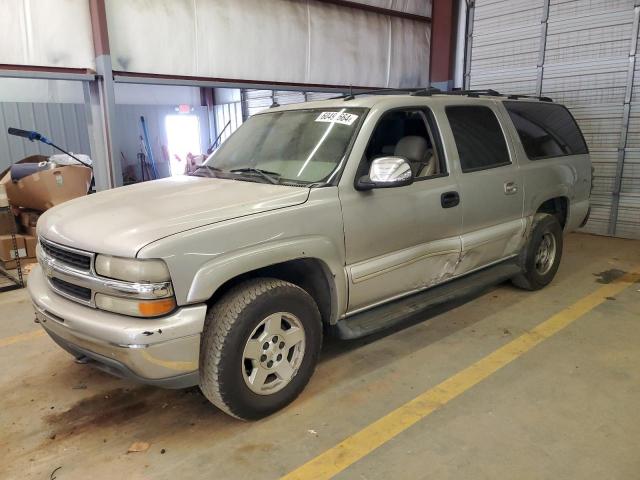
(200, 108, 365, 184)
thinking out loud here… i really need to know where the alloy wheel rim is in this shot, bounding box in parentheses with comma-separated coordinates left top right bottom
(534, 232, 556, 275)
(241, 312, 306, 395)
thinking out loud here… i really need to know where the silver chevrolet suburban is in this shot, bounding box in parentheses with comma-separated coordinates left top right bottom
(29, 90, 591, 420)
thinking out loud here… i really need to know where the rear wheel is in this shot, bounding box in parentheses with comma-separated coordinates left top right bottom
(199, 278, 322, 420)
(512, 213, 563, 291)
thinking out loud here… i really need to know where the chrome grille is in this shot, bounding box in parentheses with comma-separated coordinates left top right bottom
(40, 238, 91, 270)
(38, 238, 174, 310)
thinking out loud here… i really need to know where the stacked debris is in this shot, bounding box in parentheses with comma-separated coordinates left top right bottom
(0, 153, 93, 276)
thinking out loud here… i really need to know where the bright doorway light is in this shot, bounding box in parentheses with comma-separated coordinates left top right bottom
(165, 114, 201, 176)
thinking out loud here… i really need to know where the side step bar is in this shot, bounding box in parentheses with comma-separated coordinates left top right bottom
(333, 260, 522, 340)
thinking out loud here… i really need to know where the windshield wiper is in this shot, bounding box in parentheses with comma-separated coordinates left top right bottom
(230, 167, 280, 185)
(191, 165, 222, 177)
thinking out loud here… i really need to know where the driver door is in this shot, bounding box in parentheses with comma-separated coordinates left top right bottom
(339, 107, 463, 313)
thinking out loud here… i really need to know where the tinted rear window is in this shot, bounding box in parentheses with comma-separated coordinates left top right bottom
(504, 101, 588, 160)
(445, 106, 511, 173)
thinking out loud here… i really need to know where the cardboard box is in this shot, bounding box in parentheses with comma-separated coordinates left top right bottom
(0, 234, 26, 261)
(0, 184, 8, 208)
(19, 210, 40, 228)
(25, 226, 37, 237)
(0, 155, 92, 211)
(1, 256, 37, 270)
(0, 209, 17, 235)
(22, 234, 37, 257)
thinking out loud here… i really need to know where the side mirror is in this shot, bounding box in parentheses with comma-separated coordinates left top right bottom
(356, 156, 414, 191)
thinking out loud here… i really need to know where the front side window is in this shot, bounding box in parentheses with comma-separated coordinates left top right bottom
(360, 108, 445, 179)
(504, 101, 588, 160)
(200, 108, 364, 184)
(445, 106, 511, 173)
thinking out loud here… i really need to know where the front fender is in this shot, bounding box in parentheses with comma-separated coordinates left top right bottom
(187, 235, 347, 322)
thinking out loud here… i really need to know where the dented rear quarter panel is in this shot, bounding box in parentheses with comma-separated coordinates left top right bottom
(495, 101, 592, 232)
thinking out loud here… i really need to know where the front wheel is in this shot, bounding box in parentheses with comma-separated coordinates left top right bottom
(199, 278, 322, 420)
(512, 213, 563, 291)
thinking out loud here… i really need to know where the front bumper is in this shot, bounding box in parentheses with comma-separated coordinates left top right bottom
(28, 265, 207, 388)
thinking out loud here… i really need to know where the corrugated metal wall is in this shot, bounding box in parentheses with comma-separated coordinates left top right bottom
(241, 89, 339, 117)
(466, 0, 640, 239)
(213, 102, 243, 145)
(0, 103, 91, 172)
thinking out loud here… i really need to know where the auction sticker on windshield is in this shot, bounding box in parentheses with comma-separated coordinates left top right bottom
(316, 111, 359, 126)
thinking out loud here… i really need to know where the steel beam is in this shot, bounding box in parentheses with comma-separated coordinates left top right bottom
(314, 0, 431, 23)
(113, 72, 376, 93)
(0, 64, 95, 81)
(87, 0, 122, 189)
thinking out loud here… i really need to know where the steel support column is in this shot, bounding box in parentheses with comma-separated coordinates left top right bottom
(86, 0, 122, 189)
(82, 81, 112, 191)
(535, 0, 550, 96)
(609, 3, 640, 235)
(430, 0, 458, 90)
(463, 1, 475, 90)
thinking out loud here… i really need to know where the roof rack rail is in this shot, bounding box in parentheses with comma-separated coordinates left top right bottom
(334, 87, 553, 102)
(506, 94, 553, 102)
(337, 87, 430, 101)
(435, 88, 554, 102)
(443, 89, 553, 102)
(445, 89, 502, 97)
(410, 87, 443, 96)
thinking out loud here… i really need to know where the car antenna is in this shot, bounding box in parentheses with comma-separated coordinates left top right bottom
(344, 85, 355, 101)
(269, 90, 280, 108)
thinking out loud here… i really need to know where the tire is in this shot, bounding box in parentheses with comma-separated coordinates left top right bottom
(512, 213, 563, 291)
(199, 278, 322, 420)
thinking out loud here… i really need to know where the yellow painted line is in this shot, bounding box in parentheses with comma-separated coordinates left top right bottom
(0, 329, 45, 348)
(283, 270, 640, 480)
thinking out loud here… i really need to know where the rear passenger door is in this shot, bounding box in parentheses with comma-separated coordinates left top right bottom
(444, 104, 525, 273)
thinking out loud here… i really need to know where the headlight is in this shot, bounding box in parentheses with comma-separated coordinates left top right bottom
(94, 255, 175, 317)
(95, 294, 176, 318)
(95, 255, 170, 282)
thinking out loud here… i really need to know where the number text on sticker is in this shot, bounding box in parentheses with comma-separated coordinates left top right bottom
(316, 111, 359, 126)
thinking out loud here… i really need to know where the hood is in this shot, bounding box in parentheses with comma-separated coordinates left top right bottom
(38, 176, 310, 257)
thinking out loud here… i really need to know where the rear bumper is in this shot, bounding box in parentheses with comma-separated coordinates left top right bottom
(28, 265, 206, 388)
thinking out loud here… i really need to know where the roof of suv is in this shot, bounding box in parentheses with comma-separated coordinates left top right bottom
(263, 90, 554, 114)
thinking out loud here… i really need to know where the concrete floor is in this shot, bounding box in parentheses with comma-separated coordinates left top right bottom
(1, 232, 639, 480)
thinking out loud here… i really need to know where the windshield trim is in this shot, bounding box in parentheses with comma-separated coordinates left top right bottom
(202, 106, 369, 187)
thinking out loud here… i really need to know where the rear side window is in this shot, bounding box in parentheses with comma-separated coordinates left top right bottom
(504, 101, 588, 160)
(445, 106, 511, 173)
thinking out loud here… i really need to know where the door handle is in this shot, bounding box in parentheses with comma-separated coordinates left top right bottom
(504, 181, 518, 195)
(441, 191, 460, 208)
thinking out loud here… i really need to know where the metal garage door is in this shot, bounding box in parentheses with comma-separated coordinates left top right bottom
(466, 0, 640, 239)
(241, 89, 339, 118)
